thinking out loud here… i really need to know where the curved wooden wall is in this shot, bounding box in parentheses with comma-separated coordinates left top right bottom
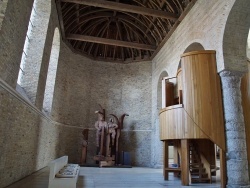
(159, 50, 225, 150)
(159, 105, 208, 140)
(181, 51, 225, 150)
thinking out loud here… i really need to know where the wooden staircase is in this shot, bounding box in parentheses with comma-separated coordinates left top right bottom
(189, 143, 211, 183)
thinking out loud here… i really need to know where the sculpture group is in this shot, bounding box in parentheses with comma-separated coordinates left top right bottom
(79, 104, 128, 167)
(94, 104, 129, 167)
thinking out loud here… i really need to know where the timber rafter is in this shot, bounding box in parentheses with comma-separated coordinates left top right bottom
(67, 34, 157, 51)
(56, 0, 197, 62)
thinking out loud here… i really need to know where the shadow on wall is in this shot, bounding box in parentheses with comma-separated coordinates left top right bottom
(128, 123, 137, 166)
(117, 122, 137, 166)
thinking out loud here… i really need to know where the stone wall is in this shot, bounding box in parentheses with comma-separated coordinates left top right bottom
(52, 43, 153, 166)
(0, 80, 55, 187)
(152, 0, 236, 77)
(223, 0, 250, 72)
(0, 78, 86, 187)
(35, 1, 60, 110)
(0, 1, 73, 187)
(0, 0, 8, 30)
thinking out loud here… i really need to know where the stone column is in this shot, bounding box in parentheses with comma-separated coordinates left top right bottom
(220, 70, 250, 188)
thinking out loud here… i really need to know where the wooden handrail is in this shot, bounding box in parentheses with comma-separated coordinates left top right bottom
(159, 104, 183, 114)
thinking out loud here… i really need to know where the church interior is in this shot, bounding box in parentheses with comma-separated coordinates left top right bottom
(0, 0, 250, 187)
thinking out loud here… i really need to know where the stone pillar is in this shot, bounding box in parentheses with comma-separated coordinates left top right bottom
(220, 70, 250, 188)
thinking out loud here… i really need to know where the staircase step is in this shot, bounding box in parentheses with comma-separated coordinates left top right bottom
(190, 164, 203, 168)
(190, 168, 206, 172)
(191, 172, 208, 178)
(190, 158, 200, 162)
(189, 142, 211, 184)
(191, 177, 211, 183)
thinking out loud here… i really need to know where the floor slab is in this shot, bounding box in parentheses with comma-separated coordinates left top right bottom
(6, 166, 221, 188)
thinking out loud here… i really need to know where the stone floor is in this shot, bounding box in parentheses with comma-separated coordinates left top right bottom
(7, 166, 221, 188)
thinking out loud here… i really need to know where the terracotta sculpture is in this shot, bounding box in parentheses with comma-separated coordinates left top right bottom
(93, 104, 129, 166)
(94, 105, 107, 156)
(80, 129, 88, 164)
(109, 113, 129, 165)
(107, 118, 118, 146)
(105, 118, 118, 156)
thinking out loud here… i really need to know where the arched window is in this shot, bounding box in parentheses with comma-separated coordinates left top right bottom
(158, 71, 168, 109)
(17, 0, 51, 105)
(17, 3, 35, 87)
(43, 28, 60, 115)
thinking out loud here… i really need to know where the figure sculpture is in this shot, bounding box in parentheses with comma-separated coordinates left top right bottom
(109, 113, 129, 165)
(105, 118, 118, 156)
(93, 104, 129, 167)
(80, 129, 88, 164)
(107, 118, 118, 146)
(94, 106, 107, 156)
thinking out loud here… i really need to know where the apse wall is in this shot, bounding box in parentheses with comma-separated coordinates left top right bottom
(52, 42, 153, 166)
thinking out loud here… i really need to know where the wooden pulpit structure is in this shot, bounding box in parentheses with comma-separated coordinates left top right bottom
(159, 51, 226, 187)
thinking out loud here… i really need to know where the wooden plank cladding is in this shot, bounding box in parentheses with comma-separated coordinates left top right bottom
(159, 105, 208, 140)
(181, 50, 225, 150)
(241, 64, 250, 171)
(159, 50, 225, 150)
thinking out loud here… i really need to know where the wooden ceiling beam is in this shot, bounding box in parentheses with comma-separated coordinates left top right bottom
(67, 34, 156, 51)
(61, 0, 179, 20)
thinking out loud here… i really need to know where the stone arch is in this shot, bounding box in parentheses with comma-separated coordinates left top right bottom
(183, 42, 205, 53)
(157, 71, 168, 111)
(177, 42, 205, 72)
(151, 70, 168, 168)
(43, 28, 60, 115)
(223, 0, 250, 72)
(220, 1, 250, 186)
(17, 0, 51, 105)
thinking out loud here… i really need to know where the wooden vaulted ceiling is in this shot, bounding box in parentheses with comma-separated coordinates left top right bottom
(56, 0, 196, 63)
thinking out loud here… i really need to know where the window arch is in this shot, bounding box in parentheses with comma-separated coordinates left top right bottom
(43, 28, 60, 115)
(17, 0, 51, 105)
(157, 71, 168, 110)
